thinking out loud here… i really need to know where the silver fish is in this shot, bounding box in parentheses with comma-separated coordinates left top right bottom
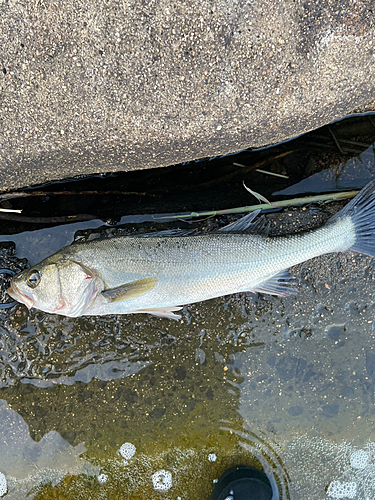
(8, 181, 375, 319)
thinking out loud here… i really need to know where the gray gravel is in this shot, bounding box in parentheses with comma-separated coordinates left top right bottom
(0, 0, 375, 190)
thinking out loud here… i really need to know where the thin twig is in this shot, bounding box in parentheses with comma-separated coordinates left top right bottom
(0, 213, 96, 224)
(155, 189, 359, 220)
(337, 139, 372, 148)
(311, 134, 372, 148)
(0, 208, 22, 213)
(328, 126, 344, 154)
(368, 115, 375, 132)
(255, 169, 289, 179)
(195, 152, 294, 190)
(299, 141, 339, 151)
(341, 148, 369, 154)
(0, 190, 157, 202)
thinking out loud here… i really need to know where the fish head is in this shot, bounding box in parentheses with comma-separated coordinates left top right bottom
(8, 259, 103, 317)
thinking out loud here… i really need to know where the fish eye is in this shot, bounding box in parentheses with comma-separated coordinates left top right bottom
(27, 270, 41, 288)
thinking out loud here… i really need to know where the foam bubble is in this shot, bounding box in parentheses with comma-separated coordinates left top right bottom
(208, 453, 217, 462)
(327, 480, 357, 499)
(350, 450, 369, 470)
(0, 472, 7, 497)
(152, 469, 173, 492)
(97, 473, 108, 484)
(119, 442, 136, 460)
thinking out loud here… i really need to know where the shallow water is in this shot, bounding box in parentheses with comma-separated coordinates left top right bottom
(0, 114, 375, 499)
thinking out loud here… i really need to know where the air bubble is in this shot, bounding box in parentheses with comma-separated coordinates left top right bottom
(208, 453, 217, 462)
(327, 480, 357, 499)
(119, 442, 136, 460)
(350, 450, 369, 470)
(152, 469, 173, 492)
(97, 473, 108, 484)
(0, 472, 7, 497)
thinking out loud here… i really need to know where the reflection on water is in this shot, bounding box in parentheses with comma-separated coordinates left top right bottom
(274, 139, 375, 196)
(0, 399, 99, 499)
(219, 423, 289, 500)
(0, 114, 375, 498)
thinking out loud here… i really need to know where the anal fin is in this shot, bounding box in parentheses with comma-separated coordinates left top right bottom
(252, 270, 297, 297)
(134, 306, 183, 320)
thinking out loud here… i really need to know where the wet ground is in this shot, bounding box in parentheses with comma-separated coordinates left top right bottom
(0, 113, 375, 499)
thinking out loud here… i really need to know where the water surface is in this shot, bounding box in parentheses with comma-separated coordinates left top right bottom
(0, 114, 375, 499)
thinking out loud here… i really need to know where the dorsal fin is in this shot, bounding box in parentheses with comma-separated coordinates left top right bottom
(136, 228, 198, 238)
(219, 210, 270, 235)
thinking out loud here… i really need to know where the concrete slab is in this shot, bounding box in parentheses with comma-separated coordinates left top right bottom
(0, 0, 374, 190)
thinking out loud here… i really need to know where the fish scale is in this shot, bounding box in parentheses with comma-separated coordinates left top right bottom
(57, 216, 355, 314)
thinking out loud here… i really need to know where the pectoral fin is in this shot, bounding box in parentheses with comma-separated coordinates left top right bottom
(101, 277, 157, 302)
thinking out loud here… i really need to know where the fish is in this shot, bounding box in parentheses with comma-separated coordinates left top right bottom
(7, 180, 375, 320)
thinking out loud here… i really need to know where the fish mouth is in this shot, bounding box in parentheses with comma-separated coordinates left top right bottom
(7, 281, 35, 310)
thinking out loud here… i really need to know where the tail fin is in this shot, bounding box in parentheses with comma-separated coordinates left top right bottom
(330, 180, 375, 257)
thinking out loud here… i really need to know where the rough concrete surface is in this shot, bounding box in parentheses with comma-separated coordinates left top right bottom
(0, 0, 374, 191)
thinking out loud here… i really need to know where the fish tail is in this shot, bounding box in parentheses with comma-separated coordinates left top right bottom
(329, 179, 375, 257)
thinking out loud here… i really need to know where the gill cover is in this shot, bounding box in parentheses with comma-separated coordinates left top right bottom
(52, 260, 103, 317)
